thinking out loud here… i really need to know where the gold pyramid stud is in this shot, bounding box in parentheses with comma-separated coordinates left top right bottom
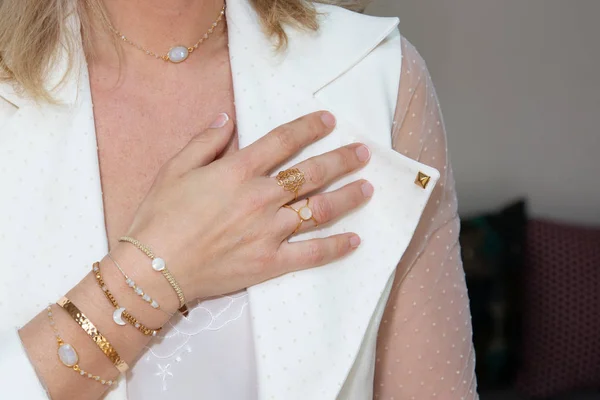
(415, 171, 431, 189)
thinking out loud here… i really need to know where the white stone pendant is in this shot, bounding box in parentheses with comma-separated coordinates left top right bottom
(152, 258, 166, 271)
(167, 46, 189, 63)
(58, 343, 79, 367)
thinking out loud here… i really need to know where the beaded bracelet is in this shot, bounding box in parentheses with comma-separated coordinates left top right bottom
(47, 305, 116, 386)
(119, 236, 189, 316)
(107, 253, 172, 318)
(93, 262, 161, 336)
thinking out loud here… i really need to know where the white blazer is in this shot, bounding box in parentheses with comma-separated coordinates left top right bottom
(0, 0, 440, 398)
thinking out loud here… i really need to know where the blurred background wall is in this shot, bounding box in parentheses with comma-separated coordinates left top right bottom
(366, 0, 600, 225)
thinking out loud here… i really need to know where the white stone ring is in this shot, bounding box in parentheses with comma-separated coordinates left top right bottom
(283, 198, 319, 234)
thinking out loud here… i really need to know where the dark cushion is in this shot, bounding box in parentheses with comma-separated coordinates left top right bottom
(460, 200, 527, 389)
(516, 219, 600, 398)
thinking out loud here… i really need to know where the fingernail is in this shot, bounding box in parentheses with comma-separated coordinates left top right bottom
(356, 145, 371, 162)
(210, 113, 229, 128)
(349, 235, 361, 248)
(321, 112, 337, 129)
(361, 182, 374, 198)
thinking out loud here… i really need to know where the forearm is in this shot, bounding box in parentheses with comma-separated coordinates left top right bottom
(19, 243, 180, 400)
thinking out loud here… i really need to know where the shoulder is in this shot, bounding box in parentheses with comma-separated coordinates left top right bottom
(398, 36, 431, 92)
(393, 35, 439, 139)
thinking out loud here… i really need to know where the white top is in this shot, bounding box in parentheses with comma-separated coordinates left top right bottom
(127, 292, 257, 399)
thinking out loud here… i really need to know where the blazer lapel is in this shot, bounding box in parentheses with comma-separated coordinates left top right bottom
(226, 1, 439, 399)
(0, 11, 110, 314)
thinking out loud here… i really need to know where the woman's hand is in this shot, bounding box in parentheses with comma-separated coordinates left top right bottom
(121, 111, 373, 302)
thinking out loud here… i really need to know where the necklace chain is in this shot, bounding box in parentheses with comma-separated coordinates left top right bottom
(106, 4, 226, 63)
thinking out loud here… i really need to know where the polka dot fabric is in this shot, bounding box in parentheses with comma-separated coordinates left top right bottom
(517, 219, 600, 398)
(374, 38, 478, 399)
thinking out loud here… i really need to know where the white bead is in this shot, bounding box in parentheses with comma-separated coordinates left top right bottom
(135, 322, 141, 328)
(142, 294, 151, 302)
(152, 258, 166, 271)
(135, 287, 143, 296)
(113, 308, 126, 326)
(58, 343, 79, 367)
(167, 46, 189, 63)
(151, 300, 159, 309)
(299, 206, 313, 221)
(126, 279, 135, 287)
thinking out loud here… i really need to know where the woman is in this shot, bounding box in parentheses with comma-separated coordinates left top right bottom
(0, 0, 477, 398)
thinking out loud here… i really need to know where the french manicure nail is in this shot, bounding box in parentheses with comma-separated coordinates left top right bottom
(356, 145, 371, 162)
(321, 112, 337, 129)
(361, 182, 374, 198)
(349, 235, 361, 248)
(210, 113, 229, 128)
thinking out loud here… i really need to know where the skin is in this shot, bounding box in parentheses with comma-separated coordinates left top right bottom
(19, 0, 375, 399)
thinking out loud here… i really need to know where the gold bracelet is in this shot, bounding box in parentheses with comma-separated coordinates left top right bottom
(119, 236, 189, 316)
(92, 262, 161, 336)
(57, 297, 129, 373)
(47, 305, 117, 386)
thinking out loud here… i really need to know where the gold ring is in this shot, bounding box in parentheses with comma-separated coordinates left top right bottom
(276, 168, 306, 200)
(284, 198, 319, 234)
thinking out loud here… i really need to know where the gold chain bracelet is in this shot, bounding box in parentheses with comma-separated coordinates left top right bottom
(47, 305, 117, 386)
(92, 262, 161, 337)
(119, 236, 189, 316)
(57, 297, 129, 373)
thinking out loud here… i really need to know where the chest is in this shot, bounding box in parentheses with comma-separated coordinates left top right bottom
(89, 54, 236, 247)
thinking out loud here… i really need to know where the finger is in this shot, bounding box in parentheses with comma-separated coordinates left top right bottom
(237, 111, 337, 175)
(165, 113, 234, 177)
(274, 143, 371, 202)
(275, 233, 361, 273)
(276, 180, 374, 236)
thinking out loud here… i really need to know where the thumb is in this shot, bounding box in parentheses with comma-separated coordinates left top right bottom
(168, 113, 234, 175)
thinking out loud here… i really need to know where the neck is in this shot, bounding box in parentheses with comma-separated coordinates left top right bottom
(95, 0, 226, 63)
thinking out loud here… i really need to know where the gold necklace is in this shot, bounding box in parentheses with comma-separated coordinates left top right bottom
(107, 4, 226, 64)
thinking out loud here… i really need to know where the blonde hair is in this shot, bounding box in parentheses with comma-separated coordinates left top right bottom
(0, 0, 367, 101)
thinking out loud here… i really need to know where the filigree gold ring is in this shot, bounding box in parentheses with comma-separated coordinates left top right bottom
(276, 168, 306, 200)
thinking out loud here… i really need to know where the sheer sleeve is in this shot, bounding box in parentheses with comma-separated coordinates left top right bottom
(373, 37, 478, 400)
